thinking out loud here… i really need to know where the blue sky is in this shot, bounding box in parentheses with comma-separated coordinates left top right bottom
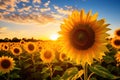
(0, 0, 120, 40)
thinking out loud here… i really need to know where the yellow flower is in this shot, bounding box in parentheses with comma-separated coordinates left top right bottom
(115, 52, 120, 63)
(20, 40, 25, 47)
(23, 42, 37, 54)
(114, 28, 120, 38)
(111, 37, 120, 49)
(2, 43, 9, 51)
(59, 53, 67, 61)
(40, 48, 55, 63)
(10, 46, 22, 56)
(59, 9, 110, 65)
(0, 56, 15, 74)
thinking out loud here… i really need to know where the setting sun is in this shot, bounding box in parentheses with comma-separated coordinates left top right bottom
(50, 34, 59, 40)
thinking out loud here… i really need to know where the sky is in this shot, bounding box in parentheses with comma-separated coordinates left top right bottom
(0, 0, 120, 40)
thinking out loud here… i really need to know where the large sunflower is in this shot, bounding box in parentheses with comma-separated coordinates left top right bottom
(59, 9, 110, 65)
(0, 56, 15, 74)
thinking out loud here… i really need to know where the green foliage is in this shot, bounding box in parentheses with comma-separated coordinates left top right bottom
(89, 65, 120, 79)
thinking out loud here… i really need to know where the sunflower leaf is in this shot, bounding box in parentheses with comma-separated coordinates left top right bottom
(54, 66, 63, 71)
(89, 64, 120, 79)
(41, 67, 49, 74)
(61, 67, 78, 80)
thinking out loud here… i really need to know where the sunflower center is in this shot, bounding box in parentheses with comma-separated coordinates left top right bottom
(5, 45, 8, 49)
(1, 59, 11, 69)
(61, 54, 66, 59)
(114, 40, 120, 46)
(117, 30, 120, 36)
(44, 51, 52, 59)
(14, 48, 20, 54)
(70, 24, 95, 50)
(28, 44, 34, 51)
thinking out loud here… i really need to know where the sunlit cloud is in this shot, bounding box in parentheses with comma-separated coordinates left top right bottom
(0, 0, 16, 12)
(0, 27, 7, 31)
(53, 5, 73, 15)
(40, 7, 51, 12)
(2, 13, 54, 24)
(44, 0, 50, 7)
(33, 0, 41, 3)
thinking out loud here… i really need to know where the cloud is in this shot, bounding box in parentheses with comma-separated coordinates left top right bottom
(33, 0, 41, 3)
(0, 0, 75, 25)
(2, 13, 54, 24)
(0, 0, 16, 12)
(44, 0, 50, 7)
(40, 7, 50, 12)
(53, 5, 73, 15)
(18, 6, 32, 13)
(0, 27, 7, 31)
(20, 0, 29, 3)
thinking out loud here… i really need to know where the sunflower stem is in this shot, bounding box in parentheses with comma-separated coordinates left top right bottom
(84, 63, 88, 80)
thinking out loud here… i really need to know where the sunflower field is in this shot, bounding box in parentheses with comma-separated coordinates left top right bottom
(0, 9, 120, 80)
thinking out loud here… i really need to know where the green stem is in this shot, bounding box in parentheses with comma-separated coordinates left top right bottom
(47, 63, 53, 80)
(84, 63, 88, 80)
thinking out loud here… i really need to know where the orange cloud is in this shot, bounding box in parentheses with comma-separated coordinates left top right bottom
(2, 13, 54, 24)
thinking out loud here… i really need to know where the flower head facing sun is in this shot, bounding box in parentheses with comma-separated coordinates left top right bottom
(111, 37, 120, 49)
(114, 28, 120, 38)
(59, 9, 110, 66)
(24, 42, 37, 54)
(40, 48, 55, 63)
(10, 46, 22, 56)
(115, 52, 120, 63)
(0, 56, 15, 74)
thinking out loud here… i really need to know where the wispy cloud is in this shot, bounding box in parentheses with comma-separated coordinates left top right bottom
(0, 27, 7, 31)
(2, 13, 54, 24)
(0, 0, 74, 25)
(44, 0, 50, 7)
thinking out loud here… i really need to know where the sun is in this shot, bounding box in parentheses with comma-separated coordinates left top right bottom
(50, 34, 59, 40)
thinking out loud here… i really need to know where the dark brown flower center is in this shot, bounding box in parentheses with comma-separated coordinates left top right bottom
(14, 48, 20, 54)
(1, 59, 11, 69)
(61, 54, 66, 59)
(28, 44, 34, 51)
(116, 30, 120, 36)
(44, 51, 52, 59)
(70, 24, 95, 50)
(114, 39, 120, 46)
(5, 45, 8, 49)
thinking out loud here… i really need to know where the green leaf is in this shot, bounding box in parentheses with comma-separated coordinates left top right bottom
(103, 55, 115, 63)
(41, 67, 49, 74)
(54, 66, 63, 71)
(89, 64, 120, 79)
(52, 75, 61, 80)
(10, 73, 20, 79)
(61, 67, 78, 80)
(24, 63, 32, 69)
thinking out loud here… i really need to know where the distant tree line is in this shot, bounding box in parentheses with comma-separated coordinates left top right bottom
(0, 37, 42, 42)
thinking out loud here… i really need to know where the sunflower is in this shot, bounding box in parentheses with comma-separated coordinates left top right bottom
(20, 40, 25, 46)
(111, 37, 120, 49)
(114, 28, 120, 38)
(58, 9, 110, 65)
(23, 42, 37, 54)
(0, 56, 15, 74)
(10, 46, 22, 56)
(40, 48, 55, 63)
(115, 52, 120, 63)
(2, 43, 9, 51)
(59, 53, 67, 61)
